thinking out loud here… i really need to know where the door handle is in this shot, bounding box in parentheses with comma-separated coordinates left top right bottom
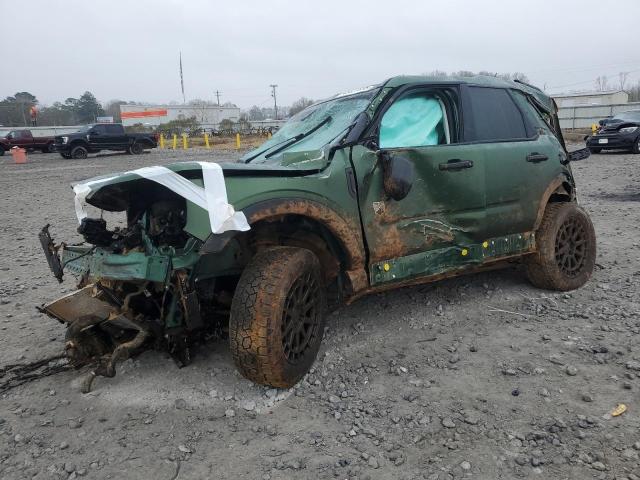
(439, 159, 473, 171)
(526, 152, 548, 163)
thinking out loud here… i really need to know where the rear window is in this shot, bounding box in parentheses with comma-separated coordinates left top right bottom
(466, 87, 527, 142)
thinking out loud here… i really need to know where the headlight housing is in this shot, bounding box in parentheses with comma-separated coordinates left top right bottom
(61, 136, 68, 144)
(619, 126, 638, 134)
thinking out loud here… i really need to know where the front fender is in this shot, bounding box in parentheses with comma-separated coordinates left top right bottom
(243, 197, 365, 270)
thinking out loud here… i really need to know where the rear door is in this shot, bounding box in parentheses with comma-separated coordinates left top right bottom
(462, 86, 564, 237)
(352, 85, 488, 286)
(21, 130, 35, 147)
(105, 124, 127, 148)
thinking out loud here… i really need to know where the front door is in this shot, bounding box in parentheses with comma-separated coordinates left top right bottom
(351, 86, 487, 286)
(88, 124, 108, 148)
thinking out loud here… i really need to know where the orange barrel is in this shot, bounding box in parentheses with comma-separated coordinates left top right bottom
(11, 147, 27, 164)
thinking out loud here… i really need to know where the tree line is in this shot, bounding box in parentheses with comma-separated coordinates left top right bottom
(0, 91, 317, 128)
(3, 73, 637, 128)
(0, 91, 110, 127)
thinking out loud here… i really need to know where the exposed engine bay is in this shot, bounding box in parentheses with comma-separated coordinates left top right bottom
(39, 193, 239, 392)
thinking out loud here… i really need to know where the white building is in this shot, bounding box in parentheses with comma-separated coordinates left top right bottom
(553, 90, 637, 129)
(552, 90, 629, 108)
(119, 104, 240, 128)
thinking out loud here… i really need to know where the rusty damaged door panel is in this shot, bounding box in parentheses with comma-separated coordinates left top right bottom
(351, 143, 486, 268)
(482, 134, 563, 237)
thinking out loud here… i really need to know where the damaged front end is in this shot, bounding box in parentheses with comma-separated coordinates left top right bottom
(38, 163, 249, 391)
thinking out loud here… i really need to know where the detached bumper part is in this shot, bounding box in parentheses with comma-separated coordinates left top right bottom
(40, 285, 150, 393)
(39, 225, 64, 283)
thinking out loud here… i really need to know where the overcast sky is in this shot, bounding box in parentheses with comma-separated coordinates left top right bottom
(2, 0, 639, 109)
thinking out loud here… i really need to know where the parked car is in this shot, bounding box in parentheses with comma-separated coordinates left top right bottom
(0, 129, 55, 155)
(39, 75, 595, 392)
(54, 123, 158, 159)
(586, 110, 640, 154)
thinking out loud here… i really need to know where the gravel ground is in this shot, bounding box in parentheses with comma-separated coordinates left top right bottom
(0, 147, 639, 480)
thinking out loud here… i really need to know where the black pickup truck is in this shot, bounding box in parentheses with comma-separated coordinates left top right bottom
(54, 123, 158, 159)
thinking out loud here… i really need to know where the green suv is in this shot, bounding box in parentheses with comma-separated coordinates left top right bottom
(40, 75, 596, 391)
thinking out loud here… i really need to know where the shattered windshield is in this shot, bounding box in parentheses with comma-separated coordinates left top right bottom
(242, 87, 379, 163)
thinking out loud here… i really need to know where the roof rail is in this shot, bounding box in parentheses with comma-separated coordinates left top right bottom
(514, 78, 544, 93)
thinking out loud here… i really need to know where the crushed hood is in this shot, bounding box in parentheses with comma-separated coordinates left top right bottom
(77, 158, 326, 213)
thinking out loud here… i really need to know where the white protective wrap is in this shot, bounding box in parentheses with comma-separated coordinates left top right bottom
(73, 162, 250, 234)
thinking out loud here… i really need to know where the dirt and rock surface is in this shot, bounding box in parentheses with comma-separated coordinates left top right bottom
(0, 147, 639, 480)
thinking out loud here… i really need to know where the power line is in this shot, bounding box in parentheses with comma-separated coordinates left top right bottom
(548, 68, 640, 91)
(526, 60, 640, 75)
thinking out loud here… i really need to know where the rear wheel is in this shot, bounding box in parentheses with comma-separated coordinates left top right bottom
(41, 143, 54, 153)
(526, 203, 596, 291)
(588, 147, 601, 154)
(129, 142, 144, 155)
(229, 247, 327, 388)
(70, 145, 88, 159)
(0, 147, 5, 156)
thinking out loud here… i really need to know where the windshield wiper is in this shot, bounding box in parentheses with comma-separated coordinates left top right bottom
(243, 134, 309, 164)
(262, 116, 332, 160)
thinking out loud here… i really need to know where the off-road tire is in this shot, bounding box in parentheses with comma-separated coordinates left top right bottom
(0, 147, 5, 156)
(42, 143, 54, 153)
(632, 137, 640, 154)
(71, 145, 88, 159)
(526, 203, 596, 291)
(588, 147, 601, 154)
(229, 247, 327, 388)
(60, 152, 72, 159)
(129, 142, 144, 155)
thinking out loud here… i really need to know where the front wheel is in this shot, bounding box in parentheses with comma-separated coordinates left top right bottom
(70, 145, 88, 159)
(632, 137, 640, 154)
(42, 143, 54, 153)
(229, 247, 327, 388)
(0, 148, 5, 156)
(526, 203, 596, 291)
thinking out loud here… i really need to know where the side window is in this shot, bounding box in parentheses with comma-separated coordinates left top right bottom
(466, 87, 527, 142)
(379, 92, 451, 149)
(106, 124, 121, 134)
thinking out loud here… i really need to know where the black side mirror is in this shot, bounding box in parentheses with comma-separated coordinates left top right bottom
(379, 151, 415, 201)
(89, 130, 98, 135)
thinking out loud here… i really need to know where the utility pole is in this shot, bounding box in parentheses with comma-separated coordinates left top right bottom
(270, 84, 278, 120)
(215, 90, 221, 106)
